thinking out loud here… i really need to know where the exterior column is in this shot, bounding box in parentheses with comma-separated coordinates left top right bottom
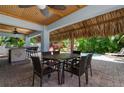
(41, 26, 50, 52)
(25, 36, 30, 47)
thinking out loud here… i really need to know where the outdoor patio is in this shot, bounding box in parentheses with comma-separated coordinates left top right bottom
(0, 5, 124, 87)
(0, 57, 124, 87)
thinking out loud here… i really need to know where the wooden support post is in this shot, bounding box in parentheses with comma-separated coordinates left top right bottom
(70, 34, 74, 53)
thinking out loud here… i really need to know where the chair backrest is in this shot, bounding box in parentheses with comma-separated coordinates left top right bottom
(87, 53, 93, 66)
(73, 50, 81, 54)
(26, 50, 38, 58)
(79, 56, 88, 75)
(119, 48, 124, 54)
(26, 46, 38, 51)
(53, 51, 60, 55)
(31, 56, 42, 75)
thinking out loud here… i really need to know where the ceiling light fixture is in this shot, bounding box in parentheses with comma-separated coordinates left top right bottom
(37, 5, 46, 9)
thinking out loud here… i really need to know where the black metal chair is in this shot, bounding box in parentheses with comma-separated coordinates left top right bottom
(65, 50, 81, 69)
(26, 50, 38, 59)
(42, 51, 60, 68)
(26, 46, 38, 51)
(65, 55, 89, 87)
(72, 50, 81, 54)
(26, 46, 39, 58)
(42, 51, 51, 63)
(31, 56, 57, 86)
(72, 50, 81, 64)
(87, 53, 93, 77)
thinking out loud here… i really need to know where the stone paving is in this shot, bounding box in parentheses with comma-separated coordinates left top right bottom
(0, 59, 124, 87)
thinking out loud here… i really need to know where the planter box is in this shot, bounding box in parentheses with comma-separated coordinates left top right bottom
(9, 47, 29, 65)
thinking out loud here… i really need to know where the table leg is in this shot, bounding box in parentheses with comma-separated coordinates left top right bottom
(59, 61, 64, 85)
(62, 61, 65, 84)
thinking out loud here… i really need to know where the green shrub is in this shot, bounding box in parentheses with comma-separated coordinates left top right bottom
(76, 34, 124, 54)
(0, 36, 25, 47)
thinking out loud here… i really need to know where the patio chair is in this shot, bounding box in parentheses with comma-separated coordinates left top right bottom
(42, 51, 60, 70)
(65, 50, 81, 69)
(72, 50, 81, 64)
(105, 48, 124, 56)
(72, 50, 81, 54)
(42, 51, 53, 65)
(31, 56, 58, 86)
(26, 46, 38, 51)
(26, 49, 38, 59)
(116, 48, 124, 55)
(87, 53, 93, 77)
(64, 55, 89, 87)
(26, 46, 39, 58)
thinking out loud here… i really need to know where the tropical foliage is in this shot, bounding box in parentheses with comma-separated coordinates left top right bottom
(1, 34, 124, 54)
(76, 34, 124, 54)
(0, 36, 39, 47)
(30, 37, 37, 45)
(60, 34, 124, 54)
(0, 36, 25, 47)
(60, 39, 70, 52)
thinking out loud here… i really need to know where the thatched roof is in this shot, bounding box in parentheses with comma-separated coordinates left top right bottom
(50, 8, 124, 41)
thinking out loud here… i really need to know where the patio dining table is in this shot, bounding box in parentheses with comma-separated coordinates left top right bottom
(43, 53, 87, 84)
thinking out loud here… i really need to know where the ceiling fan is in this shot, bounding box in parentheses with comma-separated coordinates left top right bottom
(12, 28, 22, 34)
(18, 5, 66, 17)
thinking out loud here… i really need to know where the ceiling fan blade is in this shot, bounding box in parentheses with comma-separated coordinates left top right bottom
(13, 28, 22, 34)
(48, 5, 66, 10)
(39, 7, 52, 17)
(18, 5, 34, 8)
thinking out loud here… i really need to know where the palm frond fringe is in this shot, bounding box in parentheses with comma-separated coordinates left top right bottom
(50, 8, 124, 41)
